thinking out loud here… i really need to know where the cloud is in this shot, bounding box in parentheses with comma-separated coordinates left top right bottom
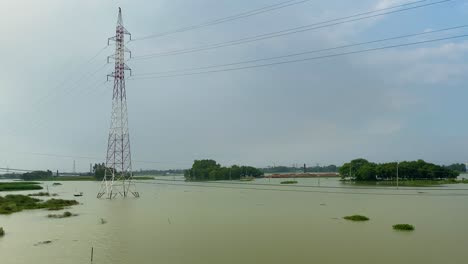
(359, 41, 468, 85)
(1, 0, 467, 170)
(375, 0, 416, 10)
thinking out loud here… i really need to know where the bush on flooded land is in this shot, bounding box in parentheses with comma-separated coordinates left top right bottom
(343, 215, 370, 221)
(48, 211, 77, 219)
(0, 182, 43, 192)
(340, 159, 459, 181)
(0, 195, 78, 215)
(28, 192, 58, 197)
(393, 224, 415, 231)
(0, 227, 4, 236)
(281, 181, 298, 184)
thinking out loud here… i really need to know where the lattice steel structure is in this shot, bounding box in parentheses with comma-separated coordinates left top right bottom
(97, 8, 139, 199)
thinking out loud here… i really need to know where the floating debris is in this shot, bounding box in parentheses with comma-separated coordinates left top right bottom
(34, 240, 53, 246)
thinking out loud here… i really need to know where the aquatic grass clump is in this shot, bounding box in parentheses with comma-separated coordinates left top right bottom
(47, 211, 76, 219)
(52, 183, 62, 186)
(28, 192, 58, 197)
(281, 180, 298, 184)
(0, 182, 43, 192)
(393, 224, 415, 231)
(343, 215, 370, 221)
(0, 195, 78, 215)
(0, 227, 4, 237)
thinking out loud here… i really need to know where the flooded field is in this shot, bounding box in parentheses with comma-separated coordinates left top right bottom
(1, 177, 467, 264)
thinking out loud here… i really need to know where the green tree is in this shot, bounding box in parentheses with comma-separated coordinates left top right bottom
(340, 159, 459, 181)
(92, 163, 115, 181)
(184, 160, 263, 181)
(21, 170, 53, 181)
(445, 163, 466, 173)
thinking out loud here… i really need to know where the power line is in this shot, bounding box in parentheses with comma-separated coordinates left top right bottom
(131, 0, 450, 60)
(132, 0, 313, 41)
(0, 150, 190, 166)
(0, 167, 38, 172)
(4, 61, 111, 138)
(151, 178, 468, 191)
(133, 25, 468, 77)
(17, 64, 111, 134)
(128, 34, 468, 80)
(134, 181, 468, 197)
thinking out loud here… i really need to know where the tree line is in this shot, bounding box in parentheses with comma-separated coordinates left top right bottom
(133, 169, 185, 176)
(261, 165, 339, 173)
(20, 170, 53, 181)
(444, 163, 466, 173)
(184, 159, 264, 181)
(339, 159, 460, 181)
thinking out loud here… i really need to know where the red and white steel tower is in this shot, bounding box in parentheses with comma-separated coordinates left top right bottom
(97, 8, 139, 199)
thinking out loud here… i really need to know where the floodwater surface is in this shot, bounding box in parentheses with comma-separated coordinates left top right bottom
(0, 177, 467, 264)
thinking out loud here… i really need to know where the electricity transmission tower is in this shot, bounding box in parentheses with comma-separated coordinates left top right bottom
(97, 8, 139, 199)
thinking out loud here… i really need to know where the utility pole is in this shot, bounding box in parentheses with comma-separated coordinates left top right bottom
(317, 163, 320, 186)
(73, 160, 76, 174)
(396, 161, 399, 190)
(97, 7, 139, 199)
(229, 167, 232, 181)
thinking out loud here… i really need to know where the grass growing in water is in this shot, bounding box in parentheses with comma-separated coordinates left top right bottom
(0, 182, 43, 192)
(133, 176, 155, 180)
(48, 211, 77, 218)
(0, 195, 78, 215)
(281, 180, 298, 184)
(393, 224, 415, 231)
(28, 192, 58, 197)
(52, 183, 62, 186)
(343, 215, 370, 221)
(0, 227, 4, 237)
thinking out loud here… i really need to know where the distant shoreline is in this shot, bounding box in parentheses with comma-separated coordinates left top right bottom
(265, 173, 339, 179)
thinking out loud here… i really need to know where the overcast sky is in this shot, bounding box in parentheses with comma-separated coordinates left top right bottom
(0, 0, 467, 172)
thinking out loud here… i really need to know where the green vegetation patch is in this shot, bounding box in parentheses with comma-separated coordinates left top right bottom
(0, 227, 4, 237)
(48, 211, 77, 219)
(52, 183, 62, 186)
(0, 182, 43, 192)
(340, 159, 460, 182)
(281, 180, 298, 184)
(343, 215, 370, 221)
(41, 176, 95, 181)
(28, 192, 58, 197)
(133, 176, 155, 180)
(185, 160, 264, 181)
(393, 224, 415, 231)
(0, 195, 78, 215)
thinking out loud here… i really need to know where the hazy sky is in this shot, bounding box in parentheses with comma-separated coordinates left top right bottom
(1, 0, 467, 172)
